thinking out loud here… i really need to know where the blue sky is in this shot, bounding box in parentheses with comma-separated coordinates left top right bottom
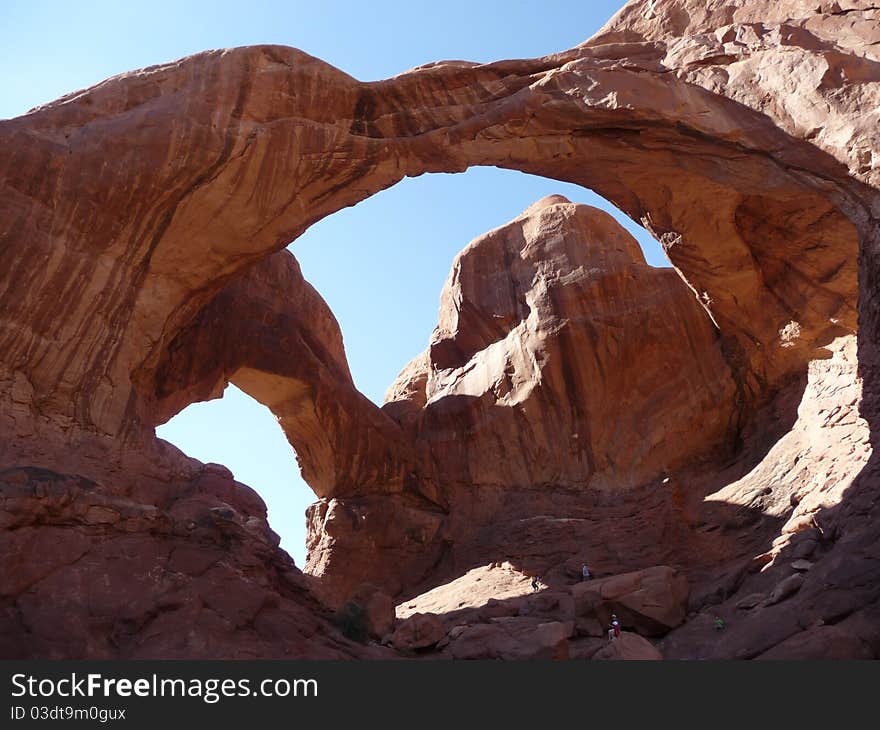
(3, 1, 667, 565)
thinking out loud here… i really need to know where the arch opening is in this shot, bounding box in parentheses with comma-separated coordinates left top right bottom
(150, 166, 674, 569)
(3, 42, 869, 613)
(137, 89, 863, 604)
(156, 383, 311, 565)
(292, 167, 671, 407)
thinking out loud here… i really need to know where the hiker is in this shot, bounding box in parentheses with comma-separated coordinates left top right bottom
(581, 563, 592, 581)
(611, 614, 621, 638)
(531, 576, 540, 592)
(714, 615, 725, 631)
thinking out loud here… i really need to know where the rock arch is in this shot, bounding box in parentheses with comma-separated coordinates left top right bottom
(1, 0, 878, 614)
(1, 34, 868, 437)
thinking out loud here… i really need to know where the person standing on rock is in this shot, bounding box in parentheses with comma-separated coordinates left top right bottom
(531, 576, 540, 592)
(582, 563, 592, 581)
(611, 614, 621, 639)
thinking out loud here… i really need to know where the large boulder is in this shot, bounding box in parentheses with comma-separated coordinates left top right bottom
(765, 574, 805, 606)
(572, 566, 689, 636)
(390, 613, 446, 651)
(349, 583, 397, 640)
(446, 618, 572, 660)
(593, 632, 663, 661)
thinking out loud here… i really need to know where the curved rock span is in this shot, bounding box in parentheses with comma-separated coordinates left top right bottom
(1, 0, 879, 659)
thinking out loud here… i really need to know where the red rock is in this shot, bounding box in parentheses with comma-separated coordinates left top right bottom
(569, 637, 608, 660)
(0, 525, 91, 598)
(390, 196, 737, 488)
(756, 625, 874, 660)
(0, 467, 391, 659)
(575, 616, 607, 638)
(735, 593, 765, 611)
(572, 566, 689, 636)
(149, 252, 414, 502)
(0, 0, 878, 661)
(592, 632, 663, 660)
(390, 613, 446, 651)
(765, 574, 806, 606)
(350, 583, 397, 639)
(396, 562, 537, 621)
(310, 194, 745, 600)
(447, 618, 571, 660)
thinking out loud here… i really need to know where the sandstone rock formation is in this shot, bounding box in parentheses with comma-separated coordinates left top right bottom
(147, 249, 413, 499)
(0, 462, 393, 659)
(308, 196, 739, 601)
(1, 0, 879, 659)
(444, 618, 572, 661)
(592, 632, 663, 661)
(388, 195, 737, 492)
(572, 566, 689, 636)
(390, 613, 446, 652)
(350, 584, 396, 640)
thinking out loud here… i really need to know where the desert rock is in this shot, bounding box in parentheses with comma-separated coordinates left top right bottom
(390, 613, 446, 651)
(592, 632, 664, 661)
(1, 0, 879, 659)
(572, 566, 690, 636)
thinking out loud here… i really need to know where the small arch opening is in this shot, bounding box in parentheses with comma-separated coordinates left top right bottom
(156, 383, 311, 566)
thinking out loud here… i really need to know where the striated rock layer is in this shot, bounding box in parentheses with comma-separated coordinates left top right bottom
(1, 0, 880, 658)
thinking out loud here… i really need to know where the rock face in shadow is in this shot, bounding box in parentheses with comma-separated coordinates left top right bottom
(0, 463, 394, 659)
(1, 0, 879, 658)
(593, 632, 663, 660)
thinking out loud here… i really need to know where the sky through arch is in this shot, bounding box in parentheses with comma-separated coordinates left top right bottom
(4, 1, 663, 566)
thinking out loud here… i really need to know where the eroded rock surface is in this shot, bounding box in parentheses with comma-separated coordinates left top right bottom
(0, 463, 393, 659)
(572, 566, 689, 636)
(390, 561, 674, 660)
(1, 0, 879, 659)
(308, 197, 740, 600)
(390, 196, 737, 492)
